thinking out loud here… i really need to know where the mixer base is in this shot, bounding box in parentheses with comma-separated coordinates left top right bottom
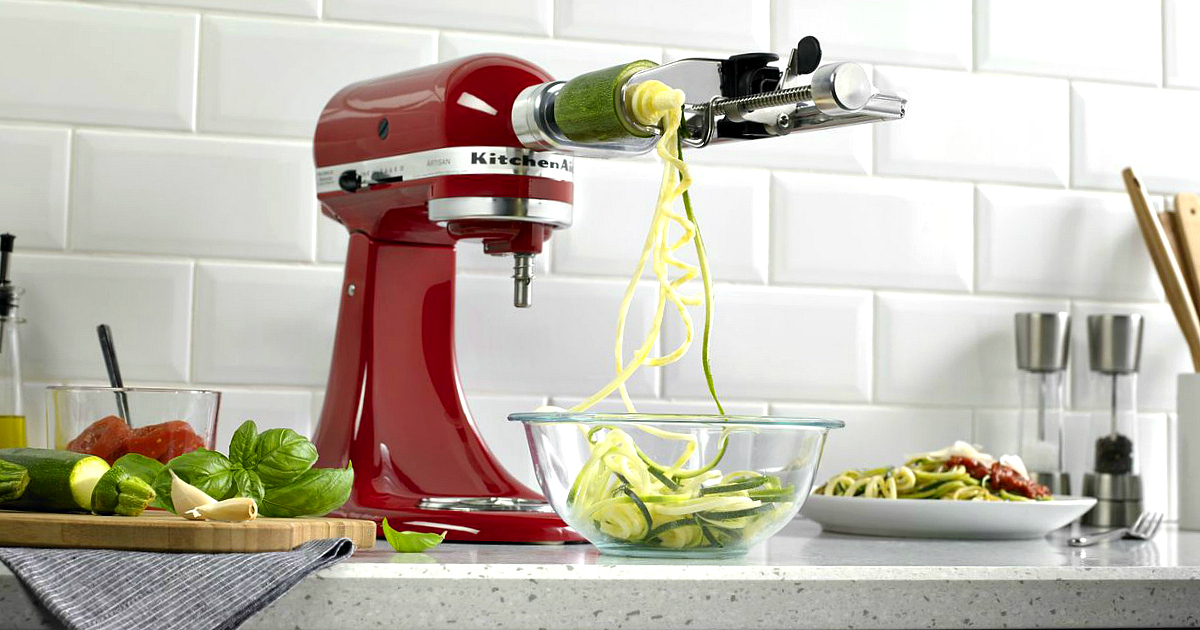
(331, 498, 585, 544)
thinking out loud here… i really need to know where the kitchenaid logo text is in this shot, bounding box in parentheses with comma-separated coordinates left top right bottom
(316, 146, 573, 194)
(470, 151, 573, 172)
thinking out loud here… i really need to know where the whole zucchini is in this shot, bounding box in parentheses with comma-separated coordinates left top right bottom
(0, 448, 110, 512)
(0, 459, 29, 503)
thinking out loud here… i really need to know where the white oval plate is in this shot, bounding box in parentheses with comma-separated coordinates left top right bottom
(800, 494, 1097, 540)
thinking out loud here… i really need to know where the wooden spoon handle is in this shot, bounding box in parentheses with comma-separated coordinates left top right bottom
(1176, 193, 1200, 319)
(1122, 168, 1200, 371)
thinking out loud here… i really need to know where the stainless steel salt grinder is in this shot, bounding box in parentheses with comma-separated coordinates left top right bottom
(1014, 312, 1071, 494)
(1083, 314, 1144, 527)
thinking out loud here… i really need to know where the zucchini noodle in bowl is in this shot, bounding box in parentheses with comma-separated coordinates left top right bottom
(509, 413, 841, 558)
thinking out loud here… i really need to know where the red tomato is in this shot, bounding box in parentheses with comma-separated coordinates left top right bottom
(65, 415, 133, 464)
(126, 420, 205, 463)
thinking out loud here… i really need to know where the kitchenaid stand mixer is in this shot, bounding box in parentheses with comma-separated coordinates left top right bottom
(311, 37, 906, 542)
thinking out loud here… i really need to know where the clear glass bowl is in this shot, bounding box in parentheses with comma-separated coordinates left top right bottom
(510, 412, 842, 558)
(47, 386, 220, 464)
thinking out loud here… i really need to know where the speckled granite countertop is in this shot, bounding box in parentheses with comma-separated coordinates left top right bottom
(3, 519, 1198, 629)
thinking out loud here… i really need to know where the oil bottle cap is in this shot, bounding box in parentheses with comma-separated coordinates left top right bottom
(0, 233, 15, 318)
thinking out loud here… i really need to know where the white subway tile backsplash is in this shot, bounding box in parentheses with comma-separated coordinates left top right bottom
(774, 0, 970, 70)
(876, 293, 1069, 406)
(463, 393, 547, 491)
(975, 0, 1161, 85)
(662, 286, 872, 402)
(556, 0, 768, 51)
(0, 2, 196, 130)
(1071, 82, 1200, 193)
(774, 403, 972, 481)
(18, 254, 192, 383)
(1070, 302, 1192, 412)
(555, 160, 767, 283)
(329, 0, 552, 36)
(439, 33, 661, 82)
(199, 17, 435, 138)
(771, 173, 972, 291)
(455, 276, 658, 398)
(316, 215, 351, 264)
(689, 125, 871, 175)
(976, 185, 1159, 301)
(0, 124, 69, 250)
(971, 409, 1020, 461)
(192, 263, 341, 386)
(72, 131, 315, 261)
(92, 0, 318, 17)
(1166, 0, 1200, 88)
(875, 67, 1069, 186)
(213, 389, 314, 452)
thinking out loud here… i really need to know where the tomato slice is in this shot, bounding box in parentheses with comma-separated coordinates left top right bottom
(126, 420, 205, 463)
(65, 415, 133, 464)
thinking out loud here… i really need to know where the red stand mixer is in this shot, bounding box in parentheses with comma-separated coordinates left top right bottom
(311, 37, 905, 542)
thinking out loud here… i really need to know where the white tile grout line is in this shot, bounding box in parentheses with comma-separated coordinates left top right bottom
(185, 260, 199, 383)
(190, 12, 202, 133)
(61, 128, 75, 252)
(1162, 0, 1170, 89)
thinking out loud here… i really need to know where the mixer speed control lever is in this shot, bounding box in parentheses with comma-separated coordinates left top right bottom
(337, 169, 361, 193)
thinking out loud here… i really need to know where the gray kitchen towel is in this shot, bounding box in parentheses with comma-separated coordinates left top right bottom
(0, 538, 355, 630)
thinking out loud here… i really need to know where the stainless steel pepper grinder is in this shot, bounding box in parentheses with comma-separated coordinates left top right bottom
(1083, 314, 1143, 527)
(1015, 312, 1071, 494)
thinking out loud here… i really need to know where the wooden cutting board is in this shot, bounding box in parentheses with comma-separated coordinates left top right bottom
(0, 510, 377, 553)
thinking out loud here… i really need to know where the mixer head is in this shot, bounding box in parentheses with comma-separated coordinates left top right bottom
(313, 38, 905, 308)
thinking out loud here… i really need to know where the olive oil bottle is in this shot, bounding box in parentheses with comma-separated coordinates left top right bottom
(0, 233, 26, 449)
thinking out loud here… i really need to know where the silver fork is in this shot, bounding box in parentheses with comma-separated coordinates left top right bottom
(1069, 511, 1163, 547)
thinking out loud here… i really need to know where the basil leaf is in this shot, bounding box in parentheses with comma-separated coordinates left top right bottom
(382, 518, 446, 553)
(152, 449, 235, 513)
(252, 428, 317, 487)
(233, 469, 265, 502)
(259, 463, 352, 518)
(111, 453, 164, 486)
(229, 420, 259, 469)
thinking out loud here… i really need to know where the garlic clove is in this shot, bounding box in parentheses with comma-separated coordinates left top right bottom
(170, 470, 217, 519)
(188, 497, 258, 523)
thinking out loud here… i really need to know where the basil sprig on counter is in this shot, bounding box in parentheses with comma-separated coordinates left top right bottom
(152, 420, 352, 517)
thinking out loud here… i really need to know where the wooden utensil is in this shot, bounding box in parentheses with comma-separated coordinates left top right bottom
(1160, 210, 1199, 314)
(0, 511, 377, 553)
(1122, 168, 1200, 370)
(1175, 193, 1200, 318)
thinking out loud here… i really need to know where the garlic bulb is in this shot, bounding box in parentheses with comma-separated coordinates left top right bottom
(185, 497, 258, 523)
(170, 470, 217, 520)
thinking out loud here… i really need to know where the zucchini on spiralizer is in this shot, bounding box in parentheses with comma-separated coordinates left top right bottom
(0, 448, 110, 512)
